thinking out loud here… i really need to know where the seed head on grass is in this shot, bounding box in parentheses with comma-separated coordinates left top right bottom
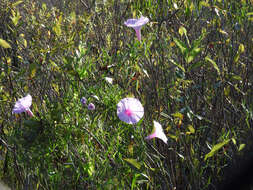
(145, 121, 168, 144)
(117, 97, 144, 124)
(12, 94, 34, 117)
(124, 16, 149, 41)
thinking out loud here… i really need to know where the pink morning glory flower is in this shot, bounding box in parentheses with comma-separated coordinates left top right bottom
(12, 94, 34, 117)
(124, 16, 149, 41)
(117, 97, 144, 124)
(145, 121, 168, 144)
(88, 103, 95, 110)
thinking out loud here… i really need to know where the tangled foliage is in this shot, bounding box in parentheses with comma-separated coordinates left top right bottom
(0, 0, 253, 189)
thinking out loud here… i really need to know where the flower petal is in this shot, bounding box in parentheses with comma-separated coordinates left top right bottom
(117, 98, 144, 124)
(124, 16, 149, 29)
(145, 121, 168, 144)
(12, 94, 32, 114)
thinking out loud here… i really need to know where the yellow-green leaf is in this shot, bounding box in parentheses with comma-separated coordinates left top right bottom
(179, 26, 187, 37)
(234, 44, 245, 63)
(231, 138, 236, 145)
(172, 112, 184, 120)
(12, 0, 23, 7)
(205, 56, 220, 75)
(238, 44, 245, 53)
(11, 10, 21, 26)
(124, 158, 141, 170)
(186, 125, 195, 135)
(169, 59, 185, 73)
(238, 144, 245, 151)
(204, 139, 230, 161)
(0, 39, 11, 48)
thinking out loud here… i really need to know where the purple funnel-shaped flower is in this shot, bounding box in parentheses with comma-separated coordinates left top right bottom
(117, 97, 144, 124)
(12, 94, 34, 117)
(145, 121, 168, 144)
(80, 97, 87, 105)
(88, 103, 95, 110)
(124, 16, 149, 41)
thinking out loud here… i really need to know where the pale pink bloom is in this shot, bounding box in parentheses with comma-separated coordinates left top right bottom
(145, 121, 168, 144)
(117, 98, 144, 124)
(124, 16, 149, 41)
(12, 94, 34, 117)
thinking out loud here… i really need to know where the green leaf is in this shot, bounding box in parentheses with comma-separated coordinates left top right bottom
(234, 44, 245, 63)
(179, 26, 187, 37)
(186, 47, 201, 63)
(246, 12, 253, 16)
(205, 56, 220, 75)
(186, 125, 195, 135)
(238, 144, 246, 151)
(0, 39, 11, 48)
(12, 0, 23, 7)
(173, 37, 188, 55)
(124, 158, 141, 170)
(11, 10, 21, 26)
(169, 59, 185, 73)
(232, 138, 236, 145)
(172, 112, 184, 120)
(204, 139, 230, 161)
(188, 62, 204, 72)
(53, 15, 62, 36)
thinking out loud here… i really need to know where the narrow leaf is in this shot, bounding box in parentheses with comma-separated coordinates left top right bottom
(12, 0, 23, 7)
(124, 158, 141, 170)
(204, 139, 230, 160)
(169, 59, 185, 72)
(205, 56, 220, 75)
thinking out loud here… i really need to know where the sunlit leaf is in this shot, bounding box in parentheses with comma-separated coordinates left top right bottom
(204, 139, 230, 161)
(219, 29, 228, 36)
(172, 112, 184, 120)
(173, 37, 188, 55)
(234, 44, 245, 63)
(167, 134, 178, 141)
(186, 125, 195, 135)
(238, 144, 246, 151)
(0, 39, 11, 48)
(169, 59, 185, 72)
(179, 26, 187, 37)
(12, 0, 23, 7)
(11, 10, 21, 26)
(246, 12, 253, 16)
(231, 138, 236, 145)
(124, 158, 141, 170)
(205, 56, 220, 75)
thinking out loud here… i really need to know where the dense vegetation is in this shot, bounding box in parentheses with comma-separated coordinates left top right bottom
(0, 0, 253, 189)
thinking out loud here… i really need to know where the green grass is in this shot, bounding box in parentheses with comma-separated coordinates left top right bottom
(0, 0, 253, 189)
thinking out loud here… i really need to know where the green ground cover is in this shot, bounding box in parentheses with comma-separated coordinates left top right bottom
(0, 0, 253, 189)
